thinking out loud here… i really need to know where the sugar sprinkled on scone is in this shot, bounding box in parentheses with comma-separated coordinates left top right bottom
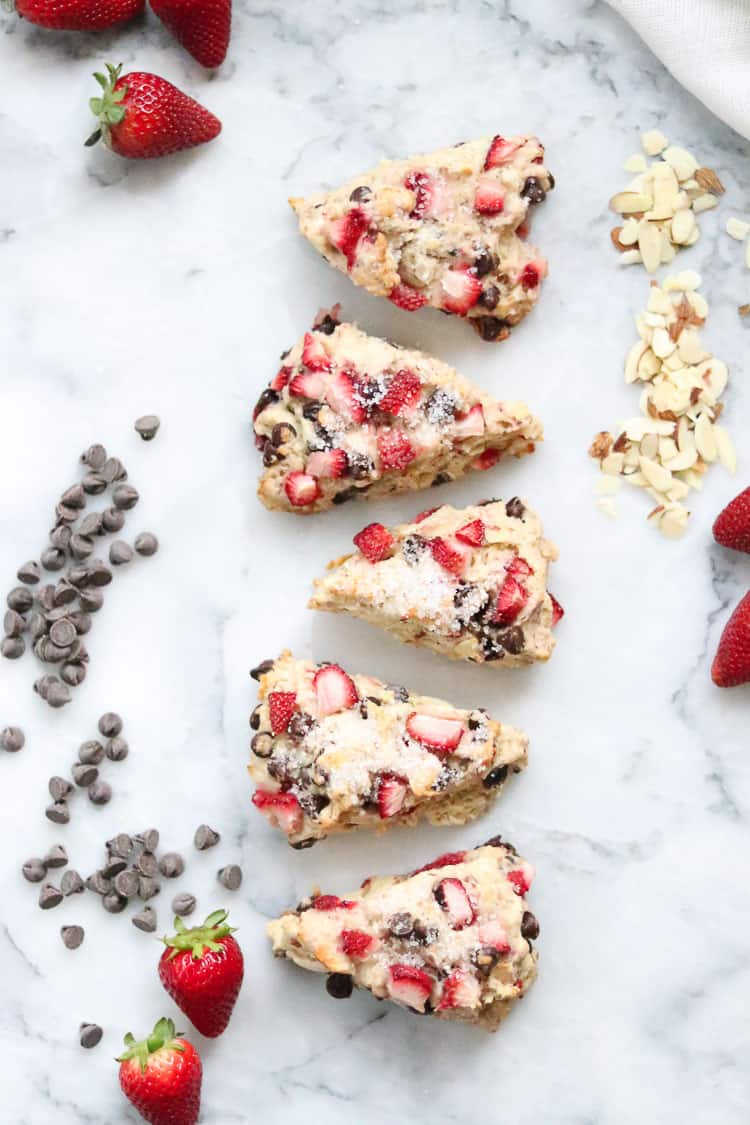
(248, 651, 528, 847)
(309, 499, 563, 666)
(267, 839, 539, 1030)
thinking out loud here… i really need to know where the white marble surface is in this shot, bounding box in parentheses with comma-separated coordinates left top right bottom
(1, 1, 750, 1122)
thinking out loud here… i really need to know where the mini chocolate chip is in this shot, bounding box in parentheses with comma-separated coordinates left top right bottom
(475, 315, 509, 341)
(61, 662, 87, 686)
(138, 876, 161, 900)
(109, 540, 133, 566)
(61, 869, 85, 896)
(86, 871, 112, 895)
(102, 891, 127, 914)
(288, 712, 314, 741)
(101, 507, 125, 533)
(39, 883, 63, 910)
(326, 973, 353, 999)
(301, 401, 322, 421)
(40, 547, 66, 573)
(254, 388, 280, 418)
(17, 560, 41, 585)
(102, 457, 127, 483)
(332, 487, 356, 505)
(132, 906, 158, 932)
(387, 684, 409, 702)
(79, 512, 103, 538)
(45, 801, 70, 824)
(133, 852, 158, 877)
(82, 473, 107, 496)
(33, 673, 57, 699)
(108, 833, 133, 859)
(505, 497, 525, 519)
(497, 627, 525, 655)
(134, 532, 158, 557)
(98, 712, 123, 737)
(158, 852, 184, 878)
(69, 534, 95, 561)
(349, 185, 372, 203)
(106, 736, 129, 762)
(43, 843, 68, 868)
(22, 858, 46, 883)
(521, 176, 546, 204)
(28, 612, 47, 640)
(249, 705, 262, 731)
(113, 870, 139, 898)
(88, 561, 112, 588)
(79, 1023, 103, 1049)
(172, 893, 196, 917)
(66, 565, 91, 589)
(101, 855, 127, 879)
(194, 824, 220, 851)
(388, 912, 414, 937)
(47, 680, 72, 708)
(1, 726, 25, 752)
(72, 762, 98, 787)
(521, 910, 540, 940)
(483, 764, 509, 789)
(78, 587, 104, 613)
(135, 827, 159, 852)
(88, 779, 112, 805)
(7, 586, 33, 612)
(55, 502, 79, 524)
(70, 611, 92, 635)
(412, 922, 439, 946)
(432, 472, 451, 486)
(251, 732, 273, 758)
(78, 739, 105, 764)
(477, 285, 500, 311)
(61, 925, 85, 950)
(271, 422, 296, 446)
(134, 414, 160, 441)
(53, 579, 77, 607)
(3, 609, 25, 637)
(49, 618, 76, 648)
(49, 525, 72, 551)
(473, 248, 498, 276)
(250, 659, 274, 681)
(217, 864, 242, 890)
(290, 838, 317, 850)
(472, 945, 501, 977)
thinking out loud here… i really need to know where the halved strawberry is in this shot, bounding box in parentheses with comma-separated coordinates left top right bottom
(268, 691, 296, 735)
(271, 366, 292, 392)
(451, 404, 486, 439)
(313, 664, 358, 716)
(340, 929, 377, 959)
(474, 448, 501, 471)
(284, 471, 320, 507)
(301, 332, 331, 372)
(326, 368, 366, 423)
(492, 574, 528, 625)
(252, 790, 303, 834)
(389, 283, 428, 311)
(477, 918, 511, 953)
(376, 772, 408, 819)
(428, 536, 470, 576)
(377, 430, 416, 471)
(411, 850, 466, 875)
(406, 712, 464, 753)
(328, 207, 369, 269)
(306, 449, 348, 479)
(289, 370, 325, 398)
(455, 519, 485, 547)
(388, 964, 433, 1011)
(484, 135, 523, 169)
(440, 267, 482, 315)
(506, 555, 533, 578)
(404, 170, 433, 219)
(414, 506, 439, 523)
(550, 594, 565, 626)
(438, 970, 481, 1010)
(353, 522, 395, 563)
(474, 176, 505, 215)
(519, 263, 541, 290)
(378, 369, 422, 416)
(434, 877, 476, 929)
(507, 866, 533, 896)
(312, 894, 356, 911)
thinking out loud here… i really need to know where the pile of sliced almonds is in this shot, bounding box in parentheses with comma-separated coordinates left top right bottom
(589, 271, 735, 538)
(609, 130, 724, 273)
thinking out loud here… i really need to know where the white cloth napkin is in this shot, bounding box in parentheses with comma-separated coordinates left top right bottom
(608, 0, 750, 141)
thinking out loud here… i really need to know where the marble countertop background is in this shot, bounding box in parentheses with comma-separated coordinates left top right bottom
(1, 1, 749, 1121)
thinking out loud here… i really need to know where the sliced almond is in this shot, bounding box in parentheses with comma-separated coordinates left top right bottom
(676, 328, 708, 365)
(639, 455, 673, 493)
(610, 227, 628, 251)
(692, 193, 719, 213)
(596, 497, 618, 519)
(671, 209, 696, 245)
(662, 446, 698, 472)
(694, 413, 717, 462)
(726, 217, 750, 241)
(658, 506, 689, 538)
(714, 425, 737, 474)
(658, 436, 678, 462)
(640, 432, 659, 460)
(624, 154, 647, 173)
(601, 452, 626, 475)
(663, 146, 699, 182)
(641, 130, 668, 156)
(619, 249, 643, 266)
(625, 340, 648, 383)
(637, 221, 662, 273)
(651, 327, 676, 358)
(695, 167, 725, 195)
(610, 191, 654, 214)
(619, 218, 641, 245)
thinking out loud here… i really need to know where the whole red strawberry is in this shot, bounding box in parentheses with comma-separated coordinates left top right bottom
(713, 487, 750, 555)
(150, 0, 231, 68)
(158, 909, 244, 1038)
(15, 0, 143, 30)
(86, 63, 221, 159)
(712, 590, 750, 688)
(118, 1017, 202, 1125)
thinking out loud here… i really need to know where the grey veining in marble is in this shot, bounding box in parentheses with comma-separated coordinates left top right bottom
(1, 1, 750, 1122)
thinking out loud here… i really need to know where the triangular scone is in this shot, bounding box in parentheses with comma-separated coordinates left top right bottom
(309, 499, 563, 667)
(253, 308, 542, 513)
(267, 839, 539, 1030)
(248, 651, 528, 848)
(289, 135, 553, 341)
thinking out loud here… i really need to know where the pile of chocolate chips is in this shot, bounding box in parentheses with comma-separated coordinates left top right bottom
(1, 426, 160, 708)
(45, 712, 128, 824)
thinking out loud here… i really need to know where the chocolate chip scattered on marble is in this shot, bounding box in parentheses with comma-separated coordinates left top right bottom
(61, 869, 85, 896)
(4, 609, 26, 638)
(43, 844, 68, 869)
(79, 1023, 103, 1049)
(86, 872, 111, 896)
(61, 925, 85, 950)
(22, 858, 46, 883)
(72, 762, 98, 788)
(171, 893, 196, 917)
(138, 876, 160, 901)
(88, 779, 112, 806)
(17, 561, 40, 585)
(112, 484, 139, 511)
(113, 870, 139, 899)
(105, 737, 128, 762)
(45, 801, 70, 824)
(217, 864, 242, 891)
(39, 883, 63, 910)
(101, 856, 127, 879)
(109, 541, 133, 567)
(193, 825, 220, 851)
(78, 739, 105, 764)
(1, 636, 25, 659)
(134, 533, 158, 557)
(1, 726, 25, 752)
(134, 852, 158, 877)
(134, 415, 160, 442)
(102, 891, 127, 914)
(107, 833, 132, 859)
(158, 853, 184, 879)
(48, 776, 73, 801)
(98, 713, 122, 738)
(46, 681, 72, 709)
(132, 906, 157, 933)
(101, 507, 124, 533)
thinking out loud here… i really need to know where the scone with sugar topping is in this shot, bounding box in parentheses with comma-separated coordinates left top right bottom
(267, 839, 539, 1029)
(253, 307, 541, 513)
(249, 651, 528, 848)
(309, 499, 563, 667)
(289, 135, 553, 342)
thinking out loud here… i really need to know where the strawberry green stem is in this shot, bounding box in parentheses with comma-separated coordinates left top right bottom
(117, 1018, 185, 1073)
(85, 63, 127, 149)
(163, 909, 236, 961)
